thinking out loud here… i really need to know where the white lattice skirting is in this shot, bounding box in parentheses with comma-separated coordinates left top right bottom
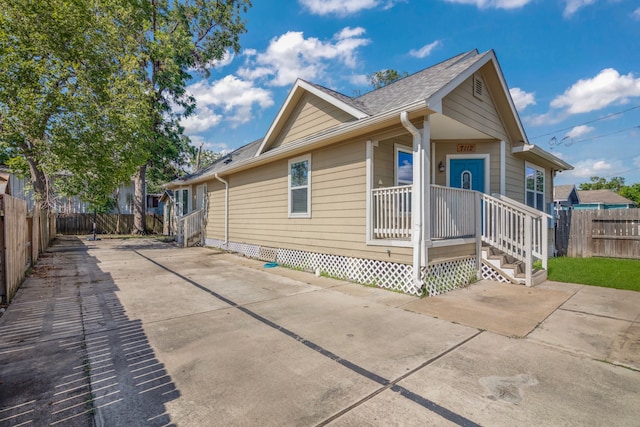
(480, 261, 512, 284)
(206, 238, 478, 296)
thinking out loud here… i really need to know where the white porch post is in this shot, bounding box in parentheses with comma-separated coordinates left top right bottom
(421, 116, 431, 265)
(365, 140, 375, 243)
(401, 112, 429, 294)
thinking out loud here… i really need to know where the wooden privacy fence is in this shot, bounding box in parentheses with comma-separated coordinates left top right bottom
(556, 208, 640, 258)
(56, 213, 163, 235)
(0, 194, 57, 303)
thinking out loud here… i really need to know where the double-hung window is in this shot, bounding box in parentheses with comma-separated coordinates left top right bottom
(394, 145, 413, 215)
(288, 155, 311, 218)
(525, 163, 545, 210)
(181, 188, 190, 216)
(395, 145, 413, 186)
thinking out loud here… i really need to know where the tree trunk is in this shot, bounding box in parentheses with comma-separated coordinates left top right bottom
(26, 155, 49, 210)
(133, 164, 147, 234)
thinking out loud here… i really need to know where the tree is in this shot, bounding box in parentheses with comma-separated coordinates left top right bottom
(0, 0, 150, 209)
(618, 183, 640, 205)
(131, 0, 251, 233)
(368, 69, 408, 89)
(578, 176, 640, 205)
(578, 176, 625, 192)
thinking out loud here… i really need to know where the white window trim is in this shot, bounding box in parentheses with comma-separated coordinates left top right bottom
(288, 154, 311, 218)
(394, 144, 413, 186)
(178, 187, 191, 216)
(525, 161, 545, 211)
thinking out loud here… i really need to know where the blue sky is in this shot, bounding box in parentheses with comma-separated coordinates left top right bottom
(181, 0, 640, 186)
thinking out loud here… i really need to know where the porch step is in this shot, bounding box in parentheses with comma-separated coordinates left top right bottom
(481, 244, 546, 286)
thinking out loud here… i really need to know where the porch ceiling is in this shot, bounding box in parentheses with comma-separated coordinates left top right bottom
(430, 113, 493, 140)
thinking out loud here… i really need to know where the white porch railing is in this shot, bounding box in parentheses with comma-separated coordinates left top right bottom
(430, 185, 478, 239)
(480, 193, 551, 286)
(177, 208, 205, 248)
(372, 185, 479, 241)
(372, 185, 412, 240)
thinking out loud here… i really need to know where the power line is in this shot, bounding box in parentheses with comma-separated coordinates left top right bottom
(550, 124, 640, 148)
(529, 104, 640, 140)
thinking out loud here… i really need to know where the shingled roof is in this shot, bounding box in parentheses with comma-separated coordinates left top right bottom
(577, 190, 636, 205)
(355, 50, 488, 115)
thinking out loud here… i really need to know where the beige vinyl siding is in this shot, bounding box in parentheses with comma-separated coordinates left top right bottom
(205, 180, 226, 240)
(269, 92, 356, 150)
(431, 140, 500, 192)
(204, 139, 415, 264)
(505, 156, 525, 202)
(373, 135, 412, 188)
(442, 74, 509, 142)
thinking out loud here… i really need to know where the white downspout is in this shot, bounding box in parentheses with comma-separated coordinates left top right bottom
(401, 112, 423, 294)
(214, 173, 229, 246)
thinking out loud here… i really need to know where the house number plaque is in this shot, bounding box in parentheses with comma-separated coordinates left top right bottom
(457, 144, 476, 153)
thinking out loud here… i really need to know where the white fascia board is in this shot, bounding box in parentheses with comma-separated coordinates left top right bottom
(177, 99, 430, 187)
(256, 79, 368, 157)
(512, 144, 574, 171)
(427, 50, 530, 145)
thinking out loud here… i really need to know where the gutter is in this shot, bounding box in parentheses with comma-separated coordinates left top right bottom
(214, 173, 229, 246)
(400, 111, 425, 294)
(168, 99, 431, 188)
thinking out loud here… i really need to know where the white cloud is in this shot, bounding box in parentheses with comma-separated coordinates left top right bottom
(551, 68, 640, 114)
(409, 40, 441, 59)
(563, 0, 596, 17)
(182, 75, 273, 132)
(633, 8, 640, 20)
(564, 125, 595, 139)
(348, 74, 370, 87)
(510, 87, 536, 111)
(634, 155, 640, 169)
(563, 158, 622, 179)
(181, 107, 222, 134)
(442, 0, 532, 10)
(299, 0, 404, 16)
(242, 28, 370, 87)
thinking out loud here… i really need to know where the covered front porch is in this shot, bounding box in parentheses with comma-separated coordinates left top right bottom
(364, 114, 550, 287)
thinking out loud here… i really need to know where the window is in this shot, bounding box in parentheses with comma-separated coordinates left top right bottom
(288, 155, 311, 218)
(395, 145, 413, 186)
(181, 188, 190, 215)
(525, 163, 545, 210)
(461, 171, 472, 190)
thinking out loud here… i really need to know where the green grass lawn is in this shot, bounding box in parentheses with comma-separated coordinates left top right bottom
(547, 257, 640, 291)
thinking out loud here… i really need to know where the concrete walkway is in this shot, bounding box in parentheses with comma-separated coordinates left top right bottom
(1, 236, 639, 426)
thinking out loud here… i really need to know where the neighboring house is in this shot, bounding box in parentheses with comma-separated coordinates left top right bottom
(167, 49, 572, 295)
(553, 184, 580, 211)
(575, 189, 636, 210)
(0, 166, 34, 210)
(0, 166, 161, 215)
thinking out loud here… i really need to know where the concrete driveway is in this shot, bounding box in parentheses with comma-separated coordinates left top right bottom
(0, 236, 638, 426)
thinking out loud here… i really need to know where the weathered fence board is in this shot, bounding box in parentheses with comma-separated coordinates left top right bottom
(557, 208, 640, 258)
(56, 213, 163, 235)
(0, 196, 57, 303)
(2, 195, 28, 302)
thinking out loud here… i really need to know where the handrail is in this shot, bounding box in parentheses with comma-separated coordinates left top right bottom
(480, 193, 548, 286)
(490, 193, 552, 219)
(178, 208, 205, 248)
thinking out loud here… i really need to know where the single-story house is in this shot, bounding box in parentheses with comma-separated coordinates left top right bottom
(553, 184, 579, 210)
(167, 49, 572, 295)
(575, 189, 637, 210)
(554, 185, 636, 210)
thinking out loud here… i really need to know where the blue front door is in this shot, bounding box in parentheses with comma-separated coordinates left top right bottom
(450, 159, 485, 192)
